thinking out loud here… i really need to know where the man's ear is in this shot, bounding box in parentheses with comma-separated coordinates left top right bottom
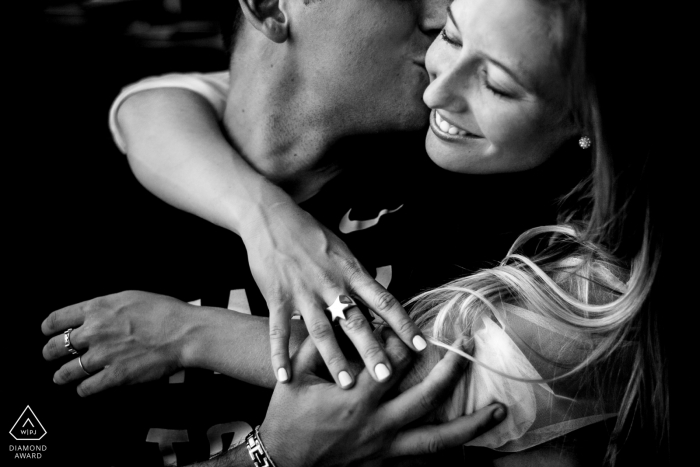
(238, 0, 290, 43)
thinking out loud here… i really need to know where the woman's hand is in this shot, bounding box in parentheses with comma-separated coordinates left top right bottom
(118, 87, 425, 390)
(256, 329, 505, 467)
(41, 291, 199, 396)
(240, 200, 427, 389)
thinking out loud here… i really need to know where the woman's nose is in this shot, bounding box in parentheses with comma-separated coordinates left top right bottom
(424, 51, 469, 113)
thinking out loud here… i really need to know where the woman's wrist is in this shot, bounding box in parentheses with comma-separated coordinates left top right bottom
(220, 173, 293, 238)
(231, 178, 302, 242)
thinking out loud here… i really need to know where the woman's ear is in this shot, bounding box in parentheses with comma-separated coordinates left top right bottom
(238, 0, 290, 43)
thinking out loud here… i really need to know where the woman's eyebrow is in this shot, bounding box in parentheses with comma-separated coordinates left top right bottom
(447, 5, 460, 32)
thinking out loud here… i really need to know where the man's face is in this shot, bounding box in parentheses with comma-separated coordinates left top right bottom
(289, 0, 449, 135)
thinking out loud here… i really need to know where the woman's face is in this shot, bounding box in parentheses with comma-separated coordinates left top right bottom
(423, 0, 577, 174)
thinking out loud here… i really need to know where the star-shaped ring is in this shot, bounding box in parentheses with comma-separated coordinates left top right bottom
(325, 295, 357, 322)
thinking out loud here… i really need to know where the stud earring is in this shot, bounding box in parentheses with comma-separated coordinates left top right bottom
(579, 136, 591, 149)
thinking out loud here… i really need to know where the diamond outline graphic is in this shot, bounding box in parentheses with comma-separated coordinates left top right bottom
(10, 405, 47, 441)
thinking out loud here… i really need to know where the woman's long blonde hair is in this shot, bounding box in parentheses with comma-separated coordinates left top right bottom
(406, 220, 660, 461)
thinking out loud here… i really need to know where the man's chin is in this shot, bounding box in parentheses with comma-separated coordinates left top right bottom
(343, 104, 428, 140)
(405, 104, 431, 128)
(386, 107, 431, 134)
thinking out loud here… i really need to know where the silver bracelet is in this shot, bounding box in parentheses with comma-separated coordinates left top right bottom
(245, 425, 278, 467)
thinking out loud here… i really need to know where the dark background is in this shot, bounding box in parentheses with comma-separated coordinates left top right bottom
(5, 1, 679, 465)
(8, 1, 235, 464)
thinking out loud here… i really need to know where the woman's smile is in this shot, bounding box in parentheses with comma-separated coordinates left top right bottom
(430, 109, 482, 141)
(423, 0, 576, 174)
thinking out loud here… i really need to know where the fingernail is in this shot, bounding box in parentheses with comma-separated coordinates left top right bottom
(374, 363, 390, 381)
(338, 371, 353, 388)
(493, 406, 506, 421)
(277, 368, 288, 382)
(413, 335, 427, 351)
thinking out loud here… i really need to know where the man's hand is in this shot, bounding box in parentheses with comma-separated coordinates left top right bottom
(242, 201, 426, 389)
(254, 329, 505, 467)
(41, 291, 198, 396)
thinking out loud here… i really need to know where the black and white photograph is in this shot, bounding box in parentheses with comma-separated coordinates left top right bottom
(8, 1, 670, 465)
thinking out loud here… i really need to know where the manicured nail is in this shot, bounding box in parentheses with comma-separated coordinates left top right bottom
(493, 406, 506, 421)
(338, 371, 353, 388)
(374, 363, 390, 381)
(277, 368, 288, 382)
(413, 335, 427, 351)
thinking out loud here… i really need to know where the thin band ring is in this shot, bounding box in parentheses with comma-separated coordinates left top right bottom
(64, 328, 79, 356)
(78, 355, 92, 377)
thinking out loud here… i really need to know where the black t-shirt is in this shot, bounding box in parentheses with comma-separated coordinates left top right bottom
(103, 136, 590, 466)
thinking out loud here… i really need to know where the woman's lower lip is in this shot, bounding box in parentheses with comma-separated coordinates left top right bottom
(429, 110, 480, 142)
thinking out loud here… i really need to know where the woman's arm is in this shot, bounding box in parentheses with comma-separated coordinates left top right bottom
(41, 291, 308, 393)
(114, 87, 426, 388)
(118, 88, 283, 236)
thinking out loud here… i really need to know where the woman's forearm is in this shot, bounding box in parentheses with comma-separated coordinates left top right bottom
(117, 88, 293, 238)
(114, 87, 421, 389)
(183, 307, 308, 388)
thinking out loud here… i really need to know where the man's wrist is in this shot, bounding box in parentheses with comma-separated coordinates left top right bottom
(258, 423, 303, 467)
(245, 426, 280, 467)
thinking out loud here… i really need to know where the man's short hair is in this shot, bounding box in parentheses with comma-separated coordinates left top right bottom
(219, 1, 325, 56)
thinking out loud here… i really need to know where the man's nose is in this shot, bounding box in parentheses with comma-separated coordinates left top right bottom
(418, 0, 450, 38)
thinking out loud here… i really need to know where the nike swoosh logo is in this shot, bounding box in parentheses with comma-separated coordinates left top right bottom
(338, 205, 403, 234)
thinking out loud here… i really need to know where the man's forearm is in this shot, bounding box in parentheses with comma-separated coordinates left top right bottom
(191, 443, 252, 467)
(185, 306, 308, 388)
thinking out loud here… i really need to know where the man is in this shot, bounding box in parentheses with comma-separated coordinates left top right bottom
(45, 1, 472, 465)
(109, 0, 451, 389)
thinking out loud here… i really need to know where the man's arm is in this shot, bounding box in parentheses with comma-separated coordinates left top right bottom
(192, 443, 251, 467)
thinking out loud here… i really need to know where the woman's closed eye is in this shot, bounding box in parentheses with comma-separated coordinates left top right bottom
(440, 29, 515, 100)
(440, 28, 461, 48)
(480, 69, 514, 99)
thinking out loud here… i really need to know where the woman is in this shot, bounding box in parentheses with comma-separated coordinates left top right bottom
(43, 0, 667, 464)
